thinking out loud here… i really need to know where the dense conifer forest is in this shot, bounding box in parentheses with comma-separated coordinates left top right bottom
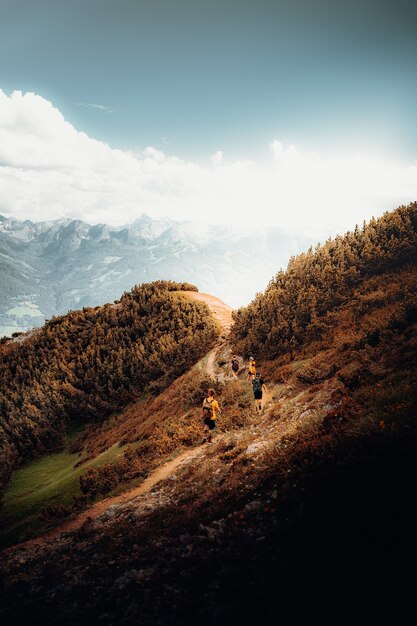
(231, 202, 417, 359)
(0, 281, 218, 493)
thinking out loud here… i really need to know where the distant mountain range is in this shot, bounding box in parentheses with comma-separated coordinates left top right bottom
(0, 213, 316, 336)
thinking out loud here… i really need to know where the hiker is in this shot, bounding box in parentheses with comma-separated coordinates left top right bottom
(231, 355, 239, 379)
(247, 356, 257, 381)
(202, 388, 221, 443)
(252, 372, 267, 413)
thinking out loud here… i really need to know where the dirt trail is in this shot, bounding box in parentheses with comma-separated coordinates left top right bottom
(183, 291, 234, 382)
(3, 446, 204, 555)
(206, 347, 220, 379)
(193, 291, 271, 410)
(190, 293, 271, 411)
(4, 291, 233, 557)
(262, 385, 273, 412)
(3, 291, 266, 556)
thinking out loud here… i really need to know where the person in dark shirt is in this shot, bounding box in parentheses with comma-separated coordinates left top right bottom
(252, 372, 267, 413)
(231, 355, 239, 379)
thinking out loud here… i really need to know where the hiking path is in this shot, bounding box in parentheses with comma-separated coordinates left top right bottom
(2, 293, 233, 555)
(3, 446, 205, 555)
(3, 292, 273, 555)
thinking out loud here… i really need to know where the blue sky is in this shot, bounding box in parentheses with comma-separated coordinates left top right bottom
(0, 0, 416, 233)
(2, 0, 416, 160)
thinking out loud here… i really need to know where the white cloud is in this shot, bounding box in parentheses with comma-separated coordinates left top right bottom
(210, 150, 224, 166)
(0, 89, 416, 237)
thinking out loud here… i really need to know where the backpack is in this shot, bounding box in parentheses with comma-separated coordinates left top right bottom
(252, 377, 262, 394)
(202, 398, 214, 417)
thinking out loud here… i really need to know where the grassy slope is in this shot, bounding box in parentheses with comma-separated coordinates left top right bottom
(0, 436, 142, 548)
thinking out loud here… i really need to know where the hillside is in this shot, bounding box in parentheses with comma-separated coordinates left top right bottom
(0, 281, 219, 494)
(231, 202, 417, 359)
(1, 204, 417, 624)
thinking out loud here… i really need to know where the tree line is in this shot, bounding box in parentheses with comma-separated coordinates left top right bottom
(231, 202, 417, 359)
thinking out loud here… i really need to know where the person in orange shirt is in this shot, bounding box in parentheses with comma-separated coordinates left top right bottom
(202, 388, 221, 443)
(247, 356, 257, 381)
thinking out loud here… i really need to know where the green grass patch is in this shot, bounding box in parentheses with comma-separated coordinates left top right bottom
(0, 439, 136, 549)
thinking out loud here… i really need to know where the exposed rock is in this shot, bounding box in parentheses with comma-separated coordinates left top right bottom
(244, 500, 263, 513)
(245, 441, 270, 456)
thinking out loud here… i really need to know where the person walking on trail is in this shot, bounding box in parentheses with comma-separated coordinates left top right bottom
(231, 355, 239, 379)
(247, 356, 257, 381)
(252, 372, 267, 413)
(202, 388, 221, 443)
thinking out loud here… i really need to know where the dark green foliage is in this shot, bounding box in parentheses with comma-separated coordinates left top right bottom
(231, 203, 417, 359)
(0, 281, 218, 492)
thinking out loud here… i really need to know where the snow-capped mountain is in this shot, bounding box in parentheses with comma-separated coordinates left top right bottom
(0, 213, 317, 336)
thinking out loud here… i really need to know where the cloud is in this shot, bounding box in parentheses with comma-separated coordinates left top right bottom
(0, 89, 416, 237)
(210, 150, 224, 166)
(77, 102, 113, 113)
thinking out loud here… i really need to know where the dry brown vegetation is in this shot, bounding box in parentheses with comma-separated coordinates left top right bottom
(1, 205, 417, 625)
(0, 281, 218, 493)
(231, 202, 417, 359)
(58, 352, 254, 507)
(2, 352, 415, 624)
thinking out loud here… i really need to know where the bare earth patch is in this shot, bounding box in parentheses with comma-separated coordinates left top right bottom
(182, 291, 233, 333)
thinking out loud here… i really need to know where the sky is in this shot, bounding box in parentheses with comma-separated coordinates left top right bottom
(0, 0, 417, 236)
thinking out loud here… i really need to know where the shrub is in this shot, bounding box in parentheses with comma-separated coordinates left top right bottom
(40, 504, 73, 522)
